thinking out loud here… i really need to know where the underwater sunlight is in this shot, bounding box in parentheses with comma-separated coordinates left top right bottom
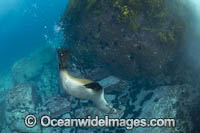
(0, 0, 68, 71)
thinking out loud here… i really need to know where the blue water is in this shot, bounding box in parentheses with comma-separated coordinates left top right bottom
(0, 0, 68, 71)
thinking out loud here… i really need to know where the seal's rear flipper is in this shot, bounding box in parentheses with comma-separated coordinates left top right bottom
(57, 48, 70, 70)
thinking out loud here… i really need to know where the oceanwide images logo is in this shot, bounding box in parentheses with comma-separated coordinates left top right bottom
(24, 115, 176, 129)
(24, 115, 37, 128)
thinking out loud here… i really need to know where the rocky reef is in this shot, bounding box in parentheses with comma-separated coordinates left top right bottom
(0, 45, 199, 132)
(0, 43, 198, 133)
(59, 0, 200, 132)
(0, 0, 200, 132)
(61, 0, 193, 81)
(0, 46, 127, 132)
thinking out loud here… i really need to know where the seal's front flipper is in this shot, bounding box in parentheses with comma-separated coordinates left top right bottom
(57, 48, 70, 70)
(84, 82, 103, 91)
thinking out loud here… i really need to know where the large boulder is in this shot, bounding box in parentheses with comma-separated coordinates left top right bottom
(61, 0, 192, 80)
(12, 46, 57, 85)
(11, 46, 60, 103)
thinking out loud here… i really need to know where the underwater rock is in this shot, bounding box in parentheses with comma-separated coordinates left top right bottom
(74, 105, 125, 119)
(43, 95, 72, 117)
(0, 72, 14, 93)
(1, 126, 12, 133)
(130, 84, 200, 133)
(11, 46, 60, 103)
(12, 46, 57, 85)
(99, 76, 120, 89)
(42, 127, 64, 133)
(98, 75, 130, 93)
(0, 99, 6, 131)
(6, 84, 40, 110)
(62, 0, 191, 80)
(5, 83, 41, 132)
(70, 92, 125, 119)
(36, 64, 60, 103)
(84, 67, 110, 81)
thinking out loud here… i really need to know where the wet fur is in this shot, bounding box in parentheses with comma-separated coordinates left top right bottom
(57, 48, 121, 114)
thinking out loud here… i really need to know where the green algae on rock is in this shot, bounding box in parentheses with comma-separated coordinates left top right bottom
(62, 0, 193, 80)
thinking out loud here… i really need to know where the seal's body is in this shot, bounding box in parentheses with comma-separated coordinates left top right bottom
(59, 70, 94, 99)
(57, 49, 121, 114)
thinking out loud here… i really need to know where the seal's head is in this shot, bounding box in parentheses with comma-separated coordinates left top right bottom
(57, 48, 70, 70)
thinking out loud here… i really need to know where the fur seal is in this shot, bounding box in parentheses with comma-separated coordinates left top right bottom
(57, 48, 122, 114)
